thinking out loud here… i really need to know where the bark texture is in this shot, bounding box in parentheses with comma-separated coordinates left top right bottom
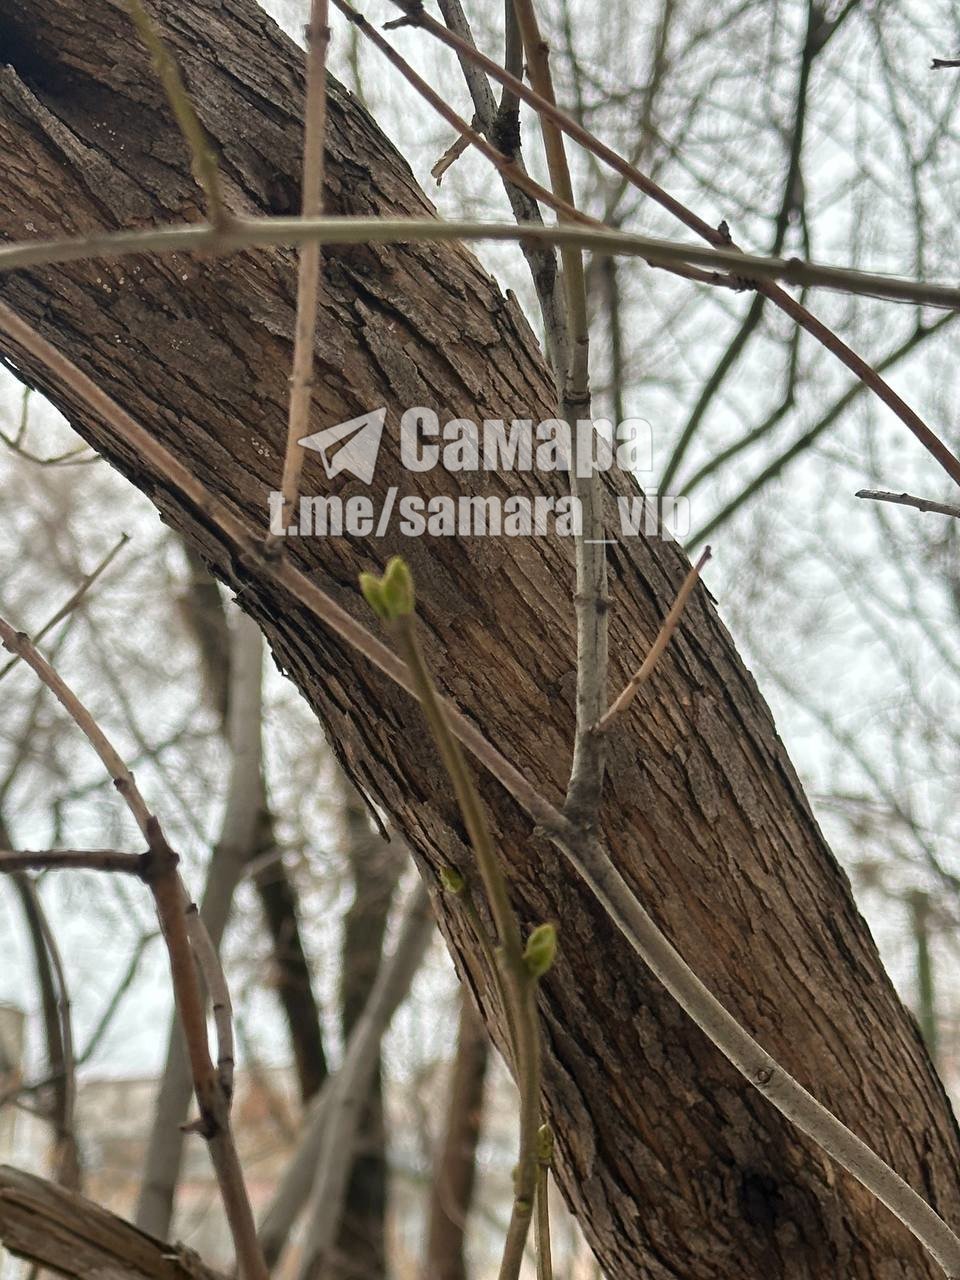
(0, 1164, 225, 1280)
(1, 3, 959, 1277)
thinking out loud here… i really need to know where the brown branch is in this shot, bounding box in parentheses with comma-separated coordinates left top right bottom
(385, 0, 960, 490)
(0, 615, 267, 1280)
(0, 1163, 226, 1280)
(0, 849, 147, 874)
(4, 215, 960, 310)
(276, 0, 331, 530)
(595, 547, 711, 732)
(331, 1, 590, 230)
(136, 613, 264, 1239)
(510, 0, 606, 834)
(433, 0, 569, 378)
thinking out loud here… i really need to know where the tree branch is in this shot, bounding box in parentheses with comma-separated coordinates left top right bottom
(0, 615, 267, 1280)
(0, 1164, 226, 1280)
(856, 490, 960, 520)
(384, 0, 960, 490)
(276, 0, 330, 530)
(509, 0, 606, 831)
(258, 879, 434, 1270)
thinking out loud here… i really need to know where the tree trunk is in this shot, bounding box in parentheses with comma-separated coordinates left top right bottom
(1, 817, 81, 1190)
(1, 3, 958, 1277)
(329, 770, 404, 1280)
(252, 810, 329, 1105)
(135, 610, 266, 1238)
(176, 542, 330, 1104)
(424, 991, 489, 1280)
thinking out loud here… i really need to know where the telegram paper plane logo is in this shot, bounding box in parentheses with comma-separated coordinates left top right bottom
(298, 408, 386, 485)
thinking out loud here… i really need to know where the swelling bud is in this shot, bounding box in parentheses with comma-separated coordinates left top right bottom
(523, 922, 557, 978)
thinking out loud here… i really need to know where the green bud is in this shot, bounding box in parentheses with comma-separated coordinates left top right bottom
(381, 556, 415, 617)
(358, 558, 415, 621)
(359, 571, 387, 618)
(440, 866, 466, 895)
(523, 922, 557, 978)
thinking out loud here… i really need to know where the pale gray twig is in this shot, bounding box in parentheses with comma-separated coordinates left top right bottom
(856, 490, 960, 520)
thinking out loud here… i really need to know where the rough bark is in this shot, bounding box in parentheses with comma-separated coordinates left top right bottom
(0, 1164, 225, 1280)
(424, 991, 489, 1280)
(1, 3, 959, 1277)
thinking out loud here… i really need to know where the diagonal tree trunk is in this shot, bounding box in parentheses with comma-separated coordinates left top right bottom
(328, 770, 404, 1280)
(424, 990, 489, 1280)
(1, 3, 959, 1277)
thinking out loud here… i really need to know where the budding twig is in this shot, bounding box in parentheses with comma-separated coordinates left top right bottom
(361, 560, 553, 1280)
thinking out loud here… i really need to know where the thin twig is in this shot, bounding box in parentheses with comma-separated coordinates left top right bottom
(855, 490, 960, 520)
(7, 216, 960, 311)
(276, 0, 331, 531)
(5, 303, 960, 1278)
(434, 0, 569, 379)
(331, 1, 592, 233)
(185, 902, 235, 1098)
(295, 881, 434, 1279)
(0, 616, 267, 1280)
(263, 879, 434, 1272)
(11, 874, 80, 1187)
(0, 849, 147, 874)
(137, 611, 264, 1237)
(444, 871, 519, 1071)
(362, 562, 547, 1280)
(77, 930, 159, 1065)
(535, 1124, 553, 1280)
(595, 547, 711, 732)
(26, 881, 78, 1183)
(0, 533, 129, 685)
(384, 0, 960, 491)
(123, 0, 227, 226)
(510, 0, 607, 831)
